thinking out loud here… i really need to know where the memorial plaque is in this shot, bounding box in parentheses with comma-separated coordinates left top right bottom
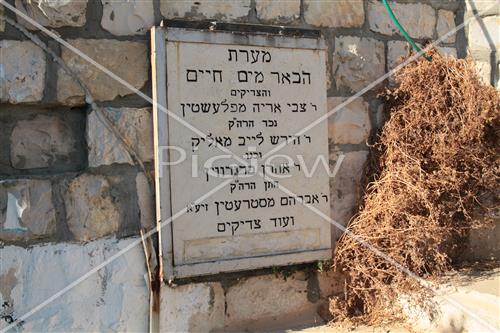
(151, 26, 332, 277)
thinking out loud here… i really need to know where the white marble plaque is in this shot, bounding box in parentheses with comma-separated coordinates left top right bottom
(153, 27, 331, 277)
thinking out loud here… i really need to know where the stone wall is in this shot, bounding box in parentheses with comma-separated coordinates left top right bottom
(1, 0, 496, 331)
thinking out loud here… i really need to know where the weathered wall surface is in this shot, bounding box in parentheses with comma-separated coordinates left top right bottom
(1, 0, 496, 331)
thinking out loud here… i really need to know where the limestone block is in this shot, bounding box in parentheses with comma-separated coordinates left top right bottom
(57, 39, 148, 105)
(387, 40, 415, 72)
(255, 0, 300, 22)
(87, 107, 153, 167)
(0, 179, 56, 241)
(10, 114, 79, 169)
(101, 0, 154, 36)
(64, 174, 120, 241)
(0, 237, 148, 332)
(161, 283, 225, 332)
(437, 10, 456, 43)
(15, 0, 87, 29)
(368, 1, 436, 39)
(224, 273, 316, 330)
(474, 60, 492, 85)
(466, 0, 500, 16)
(304, 0, 364, 28)
(333, 36, 385, 92)
(136, 172, 155, 230)
(327, 97, 371, 145)
(160, 0, 251, 21)
(468, 16, 500, 50)
(437, 46, 457, 57)
(329, 150, 368, 242)
(0, 40, 46, 104)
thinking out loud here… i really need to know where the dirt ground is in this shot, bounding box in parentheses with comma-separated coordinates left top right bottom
(284, 266, 500, 333)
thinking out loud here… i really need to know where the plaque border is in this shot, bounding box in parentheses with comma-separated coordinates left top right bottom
(151, 24, 331, 279)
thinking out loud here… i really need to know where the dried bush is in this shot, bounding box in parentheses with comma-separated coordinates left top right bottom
(330, 51, 499, 324)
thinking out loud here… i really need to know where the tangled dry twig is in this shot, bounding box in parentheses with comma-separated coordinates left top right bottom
(330, 51, 499, 324)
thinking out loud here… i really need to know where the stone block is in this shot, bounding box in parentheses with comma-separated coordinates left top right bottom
(101, 0, 154, 36)
(0, 237, 148, 332)
(387, 40, 420, 74)
(57, 39, 148, 105)
(87, 107, 153, 167)
(0, 179, 56, 241)
(327, 97, 371, 145)
(136, 172, 155, 230)
(368, 1, 435, 39)
(437, 46, 457, 58)
(468, 15, 500, 51)
(224, 273, 317, 331)
(474, 60, 492, 85)
(437, 10, 456, 43)
(329, 150, 368, 242)
(160, 0, 251, 21)
(10, 114, 81, 169)
(304, 0, 364, 28)
(15, 0, 87, 29)
(466, 0, 500, 16)
(0, 40, 46, 104)
(333, 36, 385, 92)
(255, 0, 300, 23)
(161, 282, 225, 332)
(64, 174, 120, 241)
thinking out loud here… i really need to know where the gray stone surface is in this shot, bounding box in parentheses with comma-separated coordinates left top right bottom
(468, 15, 499, 50)
(329, 150, 368, 242)
(304, 0, 364, 28)
(57, 39, 148, 105)
(10, 114, 79, 169)
(437, 10, 456, 43)
(15, 0, 87, 29)
(136, 172, 155, 230)
(224, 273, 317, 331)
(101, 0, 154, 36)
(333, 36, 385, 92)
(160, 0, 251, 21)
(64, 174, 120, 241)
(368, 1, 435, 39)
(255, 0, 300, 22)
(0, 40, 46, 104)
(387, 40, 414, 71)
(327, 97, 371, 145)
(0, 179, 56, 241)
(0, 237, 148, 332)
(87, 107, 153, 167)
(161, 282, 225, 332)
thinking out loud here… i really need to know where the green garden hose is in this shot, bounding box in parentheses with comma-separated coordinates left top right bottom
(383, 0, 432, 61)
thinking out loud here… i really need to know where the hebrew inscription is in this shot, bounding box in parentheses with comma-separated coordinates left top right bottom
(164, 38, 331, 272)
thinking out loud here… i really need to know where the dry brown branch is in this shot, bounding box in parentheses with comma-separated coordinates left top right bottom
(330, 50, 500, 324)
